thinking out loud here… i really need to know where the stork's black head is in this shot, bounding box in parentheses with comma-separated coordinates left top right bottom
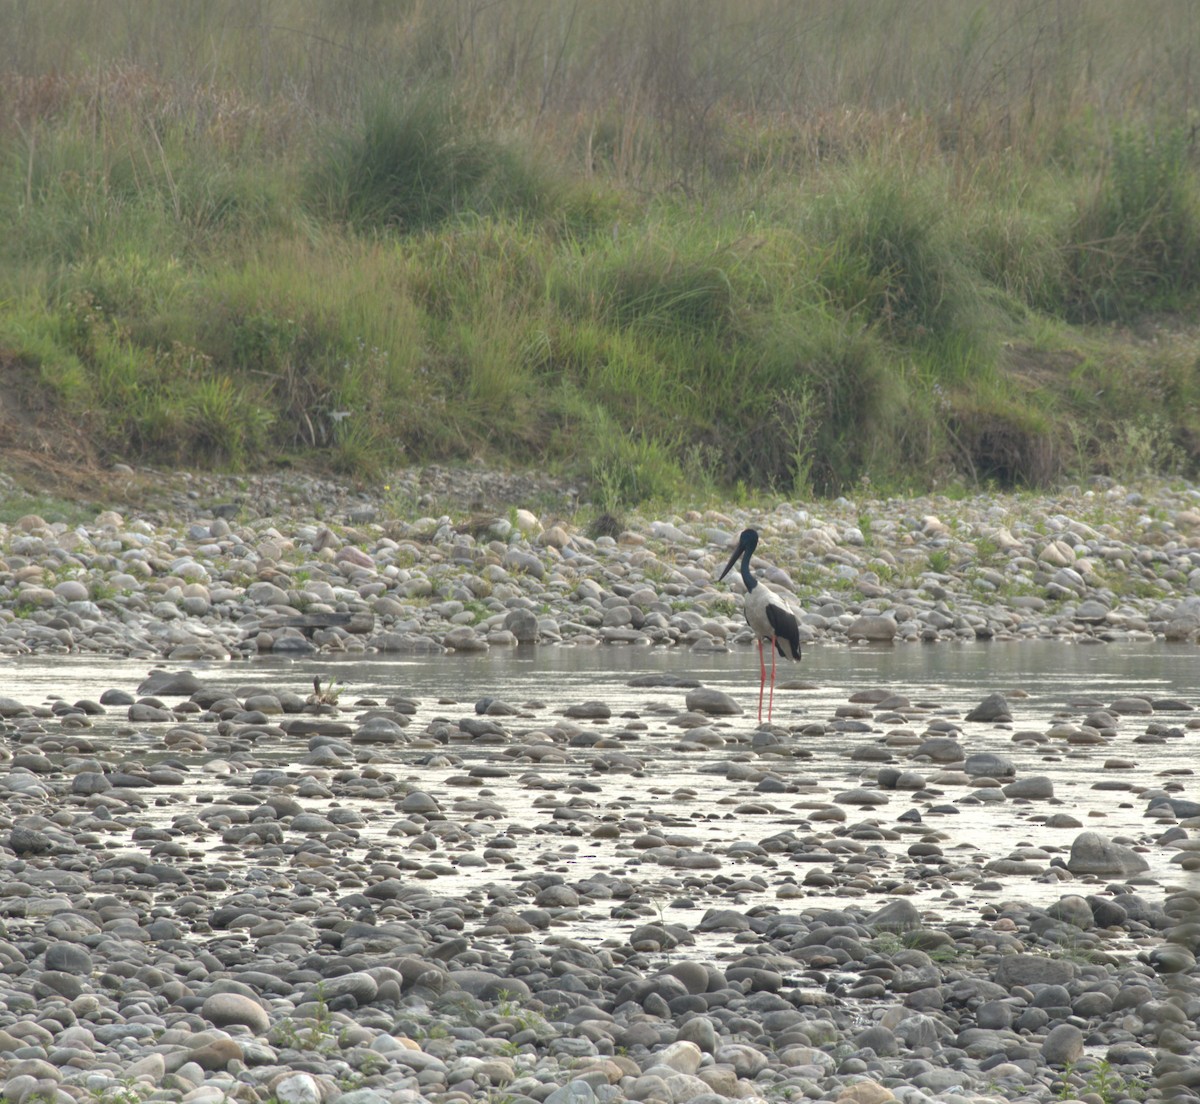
(718, 528, 760, 583)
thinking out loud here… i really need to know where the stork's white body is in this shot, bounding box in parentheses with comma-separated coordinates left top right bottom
(743, 581, 803, 661)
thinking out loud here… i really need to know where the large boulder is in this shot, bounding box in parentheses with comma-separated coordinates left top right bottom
(1066, 831, 1150, 876)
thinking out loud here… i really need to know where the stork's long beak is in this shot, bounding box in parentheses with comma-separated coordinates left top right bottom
(717, 535, 746, 581)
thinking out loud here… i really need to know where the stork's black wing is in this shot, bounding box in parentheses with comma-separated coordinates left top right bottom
(766, 601, 802, 661)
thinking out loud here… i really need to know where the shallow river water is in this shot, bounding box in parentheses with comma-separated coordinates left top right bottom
(4, 640, 1199, 964)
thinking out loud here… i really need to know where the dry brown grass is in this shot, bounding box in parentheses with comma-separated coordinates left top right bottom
(3, 1, 1197, 184)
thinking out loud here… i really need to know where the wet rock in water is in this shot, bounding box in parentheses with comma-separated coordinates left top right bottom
(443, 626, 488, 652)
(399, 790, 441, 815)
(352, 716, 407, 744)
(1109, 696, 1153, 714)
(847, 615, 897, 641)
(503, 608, 539, 643)
(834, 788, 889, 806)
(876, 767, 927, 790)
(1148, 795, 1200, 819)
(564, 700, 612, 719)
(1003, 775, 1054, 799)
(72, 771, 112, 794)
(138, 669, 205, 696)
(629, 673, 701, 689)
(1066, 830, 1151, 876)
(865, 898, 921, 933)
(914, 736, 965, 762)
(534, 883, 580, 908)
(1045, 812, 1083, 828)
(965, 692, 1012, 723)
(129, 701, 174, 722)
(964, 751, 1015, 777)
(696, 908, 751, 932)
(684, 687, 742, 715)
(1164, 613, 1200, 640)
(0, 696, 31, 717)
(1045, 894, 1094, 930)
(994, 954, 1076, 989)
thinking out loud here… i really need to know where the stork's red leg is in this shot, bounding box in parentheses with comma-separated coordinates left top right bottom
(768, 635, 778, 722)
(756, 637, 766, 724)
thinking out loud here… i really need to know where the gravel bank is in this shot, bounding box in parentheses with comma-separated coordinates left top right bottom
(4, 468, 1200, 659)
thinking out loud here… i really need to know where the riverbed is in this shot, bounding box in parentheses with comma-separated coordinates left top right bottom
(3, 473, 1200, 1103)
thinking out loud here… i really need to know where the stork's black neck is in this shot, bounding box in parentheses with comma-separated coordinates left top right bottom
(739, 549, 757, 592)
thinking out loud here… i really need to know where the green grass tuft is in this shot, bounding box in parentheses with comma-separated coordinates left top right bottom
(307, 90, 573, 235)
(1064, 124, 1200, 321)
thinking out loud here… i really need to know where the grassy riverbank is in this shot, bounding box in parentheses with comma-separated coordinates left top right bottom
(2, 1, 1200, 505)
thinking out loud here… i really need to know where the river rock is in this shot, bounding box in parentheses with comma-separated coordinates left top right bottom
(503, 608, 539, 642)
(994, 955, 1075, 988)
(1066, 831, 1151, 876)
(200, 993, 270, 1034)
(865, 899, 921, 933)
(443, 626, 488, 652)
(1041, 1023, 1084, 1065)
(965, 693, 1012, 722)
(847, 615, 897, 641)
(564, 700, 611, 719)
(1003, 776, 1054, 799)
(964, 751, 1015, 777)
(138, 669, 205, 696)
(685, 687, 742, 715)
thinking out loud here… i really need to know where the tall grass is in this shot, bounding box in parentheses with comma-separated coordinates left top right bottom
(2, 2, 1200, 499)
(307, 93, 561, 233)
(1064, 125, 1200, 320)
(809, 164, 989, 363)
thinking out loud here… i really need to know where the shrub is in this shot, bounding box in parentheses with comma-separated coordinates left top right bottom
(588, 422, 686, 509)
(710, 308, 900, 494)
(1064, 125, 1200, 320)
(810, 166, 984, 354)
(306, 90, 569, 234)
(551, 228, 740, 340)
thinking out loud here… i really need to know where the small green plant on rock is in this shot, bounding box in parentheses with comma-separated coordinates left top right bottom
(926, 549, 952, 574)
(88, 1079, 147, 1104)
(269, 986, 338, 1052)
(308, 676, 343, 705)
(973, 534, 1001, 562)
(463, 599, 492, 624)
(337, 1051, 388, 1091)
(1057, 1059, 1144, 1104)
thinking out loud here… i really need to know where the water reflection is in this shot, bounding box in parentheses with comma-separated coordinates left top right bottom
(8, 639, 1198, 714)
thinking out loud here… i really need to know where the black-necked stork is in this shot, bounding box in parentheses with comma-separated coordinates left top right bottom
(718, 528, 802, 724)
